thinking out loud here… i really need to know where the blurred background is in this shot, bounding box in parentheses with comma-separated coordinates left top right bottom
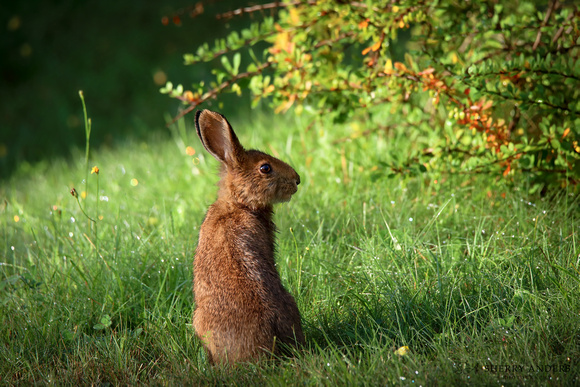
(1, 0, 266, 180)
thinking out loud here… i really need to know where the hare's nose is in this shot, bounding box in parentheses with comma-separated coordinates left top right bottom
(296, 174, 301, 186)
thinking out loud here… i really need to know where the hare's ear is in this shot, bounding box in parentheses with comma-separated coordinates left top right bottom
(195, 110, 244, 166)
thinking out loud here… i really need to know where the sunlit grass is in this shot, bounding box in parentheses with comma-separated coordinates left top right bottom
(1, 112, 579, 384)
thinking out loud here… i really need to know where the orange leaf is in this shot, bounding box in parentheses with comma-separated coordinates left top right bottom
(358, 19, 369, 29)
(183, 90, 194, 101)
(503, 164, 511, 177)
(562, 127, 570, 139)
(362, 46, 372, 55)
(274, 95, 296, 114)
(272, 32, 294, 54)
(371, 40, 381, 52)
(394, 62, 407, 71)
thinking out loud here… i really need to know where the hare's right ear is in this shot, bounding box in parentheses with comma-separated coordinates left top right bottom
(195, 110, 244, 167)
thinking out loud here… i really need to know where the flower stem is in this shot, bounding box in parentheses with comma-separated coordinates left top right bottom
(79, 91, 91, 196)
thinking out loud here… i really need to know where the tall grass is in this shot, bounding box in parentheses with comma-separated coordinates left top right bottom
(1, 111, 578, 385)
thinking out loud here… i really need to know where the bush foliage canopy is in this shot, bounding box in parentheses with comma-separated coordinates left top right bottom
(163, 0, 580, 192)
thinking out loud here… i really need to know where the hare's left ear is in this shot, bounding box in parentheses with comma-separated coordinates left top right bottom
(195, 110, 245, 167)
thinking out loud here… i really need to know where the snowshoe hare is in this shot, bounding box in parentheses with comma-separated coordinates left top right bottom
(193, 109, 305, 364)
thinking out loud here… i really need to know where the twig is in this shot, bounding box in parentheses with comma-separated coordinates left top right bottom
(217, 0, 374, 19)
(217, 1, 317, 19)
(169, 62, 272, 125)
(551, 10, 577, 45)
(467, 69, 580, 82)
(507, 105, 520, 134)
(471, 48, 509, 66)
(460, 77, 576, 114)
(533, 0, 558, 50)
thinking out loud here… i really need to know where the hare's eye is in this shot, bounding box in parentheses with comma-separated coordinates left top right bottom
(259, 164, 272, 174)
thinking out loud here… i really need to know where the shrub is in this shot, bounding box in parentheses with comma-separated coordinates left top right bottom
(162, 0, 580, 192)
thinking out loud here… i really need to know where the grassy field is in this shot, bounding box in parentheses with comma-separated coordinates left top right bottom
(1, 112, 579, 385)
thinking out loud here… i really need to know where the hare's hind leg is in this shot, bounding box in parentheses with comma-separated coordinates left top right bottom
(274, 310, 305, 354)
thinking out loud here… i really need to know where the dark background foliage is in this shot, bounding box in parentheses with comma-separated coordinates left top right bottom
(0, 0, 264, 180)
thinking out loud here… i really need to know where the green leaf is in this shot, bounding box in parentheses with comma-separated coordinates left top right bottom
(159, 81, 173, 94)
(520, 154, 534, 168)
(233, 53, 241, 76)
(221, 55, 233, 74)
(183, 54, 196, 65)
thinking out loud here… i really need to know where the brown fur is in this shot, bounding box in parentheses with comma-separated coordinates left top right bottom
(193, 110, 304, 364)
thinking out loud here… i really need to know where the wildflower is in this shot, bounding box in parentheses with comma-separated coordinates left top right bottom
(91, 166, 99, 174)
(395, 346, 410, 356)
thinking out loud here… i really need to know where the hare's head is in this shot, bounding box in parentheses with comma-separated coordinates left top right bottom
(195, 110, 300, 210)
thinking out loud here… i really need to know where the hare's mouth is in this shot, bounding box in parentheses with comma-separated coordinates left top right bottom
(279, 196, 292, 203)
(276, 187, 297, 203)
(278, 192, 294, 202)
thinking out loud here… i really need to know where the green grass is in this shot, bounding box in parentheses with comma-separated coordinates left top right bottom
(1, 112, 579, 385)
